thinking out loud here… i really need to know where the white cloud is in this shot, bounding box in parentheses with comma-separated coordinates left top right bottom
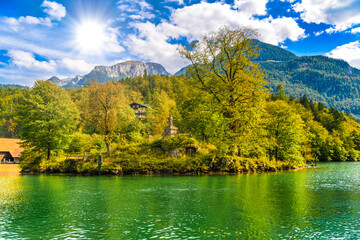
(41, 1, 66, 20)
(170, 2, 305, 42)
(3, 0, 65, 29)
(7, 49, 98, 77)
(8, 50, 56, 72)
(4, 16, 52, 27)
(117, 0, 155, 20)
(58, 58, 95, 73)
(164, 0, 184, 5)
(292, 0, 360, 32)
(314, 30, 324, 36)
(0, 35, 72, 60)
(109, 58, 134, 66)
(234, 0, 269, 16)
(326, 41, 360, 69)
(0, 68, 41, 86)
(351, 27, 360, 34)
(126, 25, 184, 73)
(125, 1, 306, 73)
(103, 27, 125, 53)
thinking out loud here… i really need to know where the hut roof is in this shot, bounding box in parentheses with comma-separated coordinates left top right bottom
(130, 102, 152, 109)
(0, 138, 23, 158)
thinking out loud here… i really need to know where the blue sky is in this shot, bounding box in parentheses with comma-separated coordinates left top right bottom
(0, 0, 360, 85)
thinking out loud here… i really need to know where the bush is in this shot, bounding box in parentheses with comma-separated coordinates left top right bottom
(66, 133, 106, 153)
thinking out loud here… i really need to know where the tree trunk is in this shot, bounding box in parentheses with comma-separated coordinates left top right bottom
(47, 148, 51, 160)
(105, 136, 111, 154)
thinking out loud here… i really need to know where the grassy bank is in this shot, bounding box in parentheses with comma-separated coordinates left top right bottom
(20, 155, 308, 175)
(19, 137, 309, 175)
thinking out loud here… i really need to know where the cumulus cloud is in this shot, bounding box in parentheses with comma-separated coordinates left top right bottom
(8, 50, 56, 72)
(4, 0, 65, 29)
(103, 27, 125, 53)
(125, 1, 306, 73)
(126, 23, 183, 73)
(292, 0, 360, 32)
(326, 41, 360, 69)
(41, 1, 66, 20)
(234, 0, 269, 16)
(58, 58, 95, 73)
(7, 49, 98, 75)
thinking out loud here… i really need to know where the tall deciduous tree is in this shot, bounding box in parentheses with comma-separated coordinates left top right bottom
(87, 80, 126, 153)
(17, 80, 78, 160)
(178, 26, 267, 154)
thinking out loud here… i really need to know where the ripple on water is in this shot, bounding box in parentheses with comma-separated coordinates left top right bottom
(1, 163, 360, 239)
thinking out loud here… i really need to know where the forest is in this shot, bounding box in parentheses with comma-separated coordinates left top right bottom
(1, 27, 360, 174)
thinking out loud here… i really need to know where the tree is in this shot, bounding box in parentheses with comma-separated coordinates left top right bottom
(17, 81, 78, 160)
(178, 26, 267, 154)
(272, 84, 287, 101)
(0, 88, 23, 137)
(264, 100, 304, 163)
(87, 80, 126, 153)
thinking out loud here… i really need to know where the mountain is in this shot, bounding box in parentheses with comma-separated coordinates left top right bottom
(175, 40, 360, 119)
(253, 40, 297, 62)
(49, 61, 170, 88)
(257, 53, 360, 119)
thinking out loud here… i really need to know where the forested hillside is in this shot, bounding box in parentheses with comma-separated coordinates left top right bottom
(254, 43, 360, 119)
(177, 40, 360, 119)
(0, 84, 27, 90)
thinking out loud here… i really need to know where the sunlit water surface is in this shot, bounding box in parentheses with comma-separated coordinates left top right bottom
(1, 163, 360, 239)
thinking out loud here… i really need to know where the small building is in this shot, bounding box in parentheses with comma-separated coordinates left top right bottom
(164, 115, 178, 138)
(0, 138, 23, 164)
(130, 102, 151, 120)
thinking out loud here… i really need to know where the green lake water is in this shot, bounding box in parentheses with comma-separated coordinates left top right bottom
(1, 163, 360, 239)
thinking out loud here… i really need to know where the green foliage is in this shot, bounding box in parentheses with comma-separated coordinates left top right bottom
(87, 80, 127, 153)
(0, 84, 28, 90)
(5, 27, 360, 175)
(264, 100, 304, 163)
(253, 40, 297, 62)
(178, 26, 267, 153)
(65, 132, 105, 153)
(0, 88, 24, 137)
(259, 54, 360, 119)
(16, 80, 78, 160)
(151, 136, 197, 151)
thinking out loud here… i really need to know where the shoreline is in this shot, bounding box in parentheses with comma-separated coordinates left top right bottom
(19, 164, 317, 176)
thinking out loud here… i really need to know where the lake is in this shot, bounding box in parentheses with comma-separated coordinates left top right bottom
(1, 163, 360, 239)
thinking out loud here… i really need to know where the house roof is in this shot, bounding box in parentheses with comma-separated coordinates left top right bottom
(130, 102, 152, 109)
(0, 138, 23, 158)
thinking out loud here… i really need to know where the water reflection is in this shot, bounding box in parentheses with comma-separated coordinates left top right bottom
(1, 164, 360, 238)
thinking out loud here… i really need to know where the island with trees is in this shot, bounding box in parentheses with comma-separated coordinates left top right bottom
(1, 26, 360, 175)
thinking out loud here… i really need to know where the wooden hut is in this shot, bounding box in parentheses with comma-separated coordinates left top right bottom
(130, 102, 151, 120)
(0, 138, 23, 164)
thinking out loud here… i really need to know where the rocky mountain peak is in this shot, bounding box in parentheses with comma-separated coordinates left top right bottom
(48, 61, 171, 88)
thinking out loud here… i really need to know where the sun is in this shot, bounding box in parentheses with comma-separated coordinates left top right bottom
(76, 21, 106, 53)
